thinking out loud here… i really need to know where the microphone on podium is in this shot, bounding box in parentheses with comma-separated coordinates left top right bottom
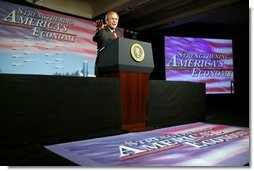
(125, 29, 139, 40)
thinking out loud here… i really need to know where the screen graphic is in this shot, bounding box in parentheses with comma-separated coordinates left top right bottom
(0, 0, 97, 77)
(165, 36, 234, 94)
(45, 122, 249, 166)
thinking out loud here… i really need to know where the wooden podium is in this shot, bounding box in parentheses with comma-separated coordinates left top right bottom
(98, 37, 154, 131)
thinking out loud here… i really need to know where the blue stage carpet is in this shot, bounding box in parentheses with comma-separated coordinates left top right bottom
(45, 122, 249, 166)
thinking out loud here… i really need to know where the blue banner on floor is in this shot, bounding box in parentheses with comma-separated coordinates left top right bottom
(45, 122, 249, 166)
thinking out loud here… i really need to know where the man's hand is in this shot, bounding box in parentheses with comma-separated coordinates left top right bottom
(94, 19, 107, 31)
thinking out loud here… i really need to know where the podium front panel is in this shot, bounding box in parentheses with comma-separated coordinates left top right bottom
(98, 37, 154, 73)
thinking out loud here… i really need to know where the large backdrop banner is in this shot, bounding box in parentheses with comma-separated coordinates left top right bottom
(164, 36, 234, 94)
(0, 0, 97, 76)
(45, 122, 249, 166)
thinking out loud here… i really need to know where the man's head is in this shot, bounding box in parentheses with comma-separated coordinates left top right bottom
(105, 11, 119, 30)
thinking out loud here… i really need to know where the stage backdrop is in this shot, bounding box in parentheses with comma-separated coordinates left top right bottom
(0, 0, 123, 77)
(165, 36, 234, 94)
(45, 122, 249, 166)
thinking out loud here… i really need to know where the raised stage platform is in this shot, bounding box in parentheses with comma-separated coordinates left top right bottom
(0, 74, 220, 166)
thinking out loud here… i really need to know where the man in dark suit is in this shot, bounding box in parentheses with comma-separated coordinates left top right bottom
(93, 11, 122, 77)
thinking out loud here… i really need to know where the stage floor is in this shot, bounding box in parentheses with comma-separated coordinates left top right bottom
(45, 122, 249, 166)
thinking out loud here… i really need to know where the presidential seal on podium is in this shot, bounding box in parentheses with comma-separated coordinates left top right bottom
(130, 43, 145, 62)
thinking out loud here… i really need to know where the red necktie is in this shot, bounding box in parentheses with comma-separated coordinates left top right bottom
(112, 31, 117, 39)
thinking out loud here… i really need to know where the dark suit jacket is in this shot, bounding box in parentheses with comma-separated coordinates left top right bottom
(93, 26, 121, 52)
(93, 26, 122, 76)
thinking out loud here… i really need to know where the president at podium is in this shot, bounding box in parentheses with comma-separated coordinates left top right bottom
(93, 11, 154, 132)
(93, 11, 122, 77)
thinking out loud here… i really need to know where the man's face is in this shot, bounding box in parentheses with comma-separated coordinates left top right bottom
(106, 13, 119, 30)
